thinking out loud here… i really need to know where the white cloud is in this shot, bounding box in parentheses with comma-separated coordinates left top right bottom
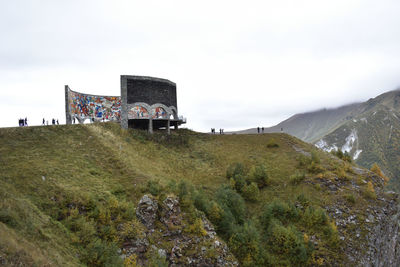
(1, 0, 400, 131)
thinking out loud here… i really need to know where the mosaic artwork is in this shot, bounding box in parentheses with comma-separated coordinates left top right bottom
(68, 90, 121, 121)
(128, 106, 149, 119)
(152, 107, 168, 119)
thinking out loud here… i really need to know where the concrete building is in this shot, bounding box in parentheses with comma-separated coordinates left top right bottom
(65, 75, 186, 133)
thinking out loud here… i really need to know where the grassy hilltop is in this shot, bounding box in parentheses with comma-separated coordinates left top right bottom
(0, 123, 394, 266)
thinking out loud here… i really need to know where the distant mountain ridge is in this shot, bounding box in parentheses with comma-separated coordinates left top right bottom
(237, 89, 400, 190)
(233, 103, 361, 142)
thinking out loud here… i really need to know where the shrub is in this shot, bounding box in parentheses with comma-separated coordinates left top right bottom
(185, 217, 207, 236)
(296, 194, 310, 208)
(335, 168, 349, 181)
(226, 162, 246, 179)
(177, 180, 194, 199)
(289, 171, 305, 185)
(75, 217, 97, 244)
(124, 254, 138, 267)
(345, 194, 355, 204)
(308, 162, 325, 174)
(242, 182, 260, 202)
(207, 201, 223, 225)
(81, 239, 123, 267)
(266, 138, 279, 148)
(215, 186, 246, 236)
(266, 223, 310, 265)
(0, 208, 19, 228)
(371, 163, 389, 184)
(332, 149, 344, 159)
(250, 164, 269, 188)
(193, 189, 210, 213)
(146, 180, 162, 196)
(332, 150, 352, 163)
(118, 219, 145, 241)
(342, 151, 352, 163)
(302, 206, 328, 228)
(363, 181, 377, 200)
(230, 175, 246, 193)
(323, 221, 340, 248)
(148, 250, 168, 267)
(311, 151, 320, 164)
(260, 201, 299, 231)
(216, 186, 246, 224)
(228, 222, 262, 266)
(297, 155, 312, 168)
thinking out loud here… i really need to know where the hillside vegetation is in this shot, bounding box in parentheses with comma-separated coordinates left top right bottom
(314, 90, 400, 191)
(237, 89, 400, 192)
(0, 123, 395, 266)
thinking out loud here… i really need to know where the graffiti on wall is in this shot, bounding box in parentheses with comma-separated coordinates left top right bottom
(68, 90, 121, 121)
(128, 106, 149, 119)
(152, 107, 168, 119)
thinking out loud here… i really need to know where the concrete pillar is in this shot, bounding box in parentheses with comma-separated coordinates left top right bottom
(148, 118, 153, 134)
(120, 76, 128, 129)
(65, 85, 72, 125)
(167, 119, 170, 135)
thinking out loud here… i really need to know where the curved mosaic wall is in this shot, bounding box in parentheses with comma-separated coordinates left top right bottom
(67, 88, 121, 122)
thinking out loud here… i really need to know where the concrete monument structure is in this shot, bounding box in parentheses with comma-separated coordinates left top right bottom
(65, 75, 186, 133)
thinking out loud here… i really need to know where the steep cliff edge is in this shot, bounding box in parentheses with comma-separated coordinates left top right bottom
(317, 165, 400, 266)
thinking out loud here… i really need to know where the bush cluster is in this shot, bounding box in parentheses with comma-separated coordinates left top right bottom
(226, 162, 269, 201)
(370, 163, 389, 184)
(296, 151, 326, 174)
(331, 150, 352, 163)
(260, 198, 339, 265)
(50, 192, 140, 267)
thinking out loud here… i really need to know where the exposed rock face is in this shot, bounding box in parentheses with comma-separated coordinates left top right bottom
(320, 167, 400, 266)
(364, 196, 400, 267)
(136, 194, 158, 229)
(125, 194, 238, 266)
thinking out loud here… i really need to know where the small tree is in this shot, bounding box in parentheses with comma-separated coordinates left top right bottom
(250, 164, 269, 188)
(242, 182, 260, 202)
(370, 163, 389, 184)
(226, 162, 246, 179)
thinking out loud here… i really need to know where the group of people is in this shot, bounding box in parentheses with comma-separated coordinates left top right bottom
(18, 118, 28, 126)
(257, 127, 265, 134)
(42, 118, 59, 125)
(18, 117, 62, 127)
(210, 128, 224, 134)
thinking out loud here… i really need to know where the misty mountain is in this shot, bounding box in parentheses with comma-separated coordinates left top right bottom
(239, 89, 400, 190)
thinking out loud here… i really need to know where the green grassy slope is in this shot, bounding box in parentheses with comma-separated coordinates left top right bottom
(236, 89, 400, 191)
(0, 123, 392, 266)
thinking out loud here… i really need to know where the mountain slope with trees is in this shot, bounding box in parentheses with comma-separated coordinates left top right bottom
(0, 123, 399, 266)
(239, 89, 400, 191)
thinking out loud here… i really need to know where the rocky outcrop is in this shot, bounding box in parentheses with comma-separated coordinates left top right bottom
(123, 194, 238, 266)
(320, 167, 400, 266)
(136, 195, 158, 228)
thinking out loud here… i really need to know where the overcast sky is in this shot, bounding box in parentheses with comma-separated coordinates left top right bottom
(1, 0, 400, 131)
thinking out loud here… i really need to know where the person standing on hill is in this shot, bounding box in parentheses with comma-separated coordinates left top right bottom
(262, 127, 264, 133)
(42, 118, 45, 125)
(257, 127, 260, 134)
(24, 117, 27, 126)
